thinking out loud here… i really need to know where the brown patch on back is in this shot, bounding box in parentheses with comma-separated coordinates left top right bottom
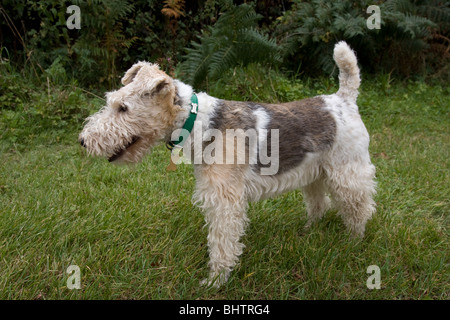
(210, 101, 256, 131)
(206, 101, 257, 166)
(261, 96, 336, 173)
(207, 96, 336, 175)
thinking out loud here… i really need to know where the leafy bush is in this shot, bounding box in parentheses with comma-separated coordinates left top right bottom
(275, 0, 449, 78)
(0, 0, 214, 88)
(1, 0, 448, 90)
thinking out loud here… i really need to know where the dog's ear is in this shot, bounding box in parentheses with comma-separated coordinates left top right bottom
(122, 61, 148, 85)
(151, 77, 172, 97)
(153, 78, 169, 94)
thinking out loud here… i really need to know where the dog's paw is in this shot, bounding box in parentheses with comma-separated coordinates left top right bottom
(200, 278, 220, 288)
(200, 272, 229, 288)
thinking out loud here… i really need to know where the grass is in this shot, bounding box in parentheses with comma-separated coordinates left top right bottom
(0, 65, 448, 299)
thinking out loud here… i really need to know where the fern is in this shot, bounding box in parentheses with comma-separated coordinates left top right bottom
(161, 0, 185, 19)
(179, 1, 280, 88)
(70, 0, 137, 87)
(277, 0, 372, 74)
(382, 0, 437, 39)
(275, 0, 446, 77)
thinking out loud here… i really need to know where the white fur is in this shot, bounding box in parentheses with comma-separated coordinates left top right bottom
(334, 41, 361, 103)
(252, 107, 270, 165)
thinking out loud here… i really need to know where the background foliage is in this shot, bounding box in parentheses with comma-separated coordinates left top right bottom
(276, 0, 449, 78)
(1, 0, 448, 90)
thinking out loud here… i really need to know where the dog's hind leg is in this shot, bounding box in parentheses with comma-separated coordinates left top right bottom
(324, 161, 376, 238)
(302, 174, 332, 229)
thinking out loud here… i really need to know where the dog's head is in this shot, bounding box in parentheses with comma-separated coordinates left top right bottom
(79, 62, 180, 163)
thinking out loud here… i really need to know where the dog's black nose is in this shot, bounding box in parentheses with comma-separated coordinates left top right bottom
(79, 138, 86, 148)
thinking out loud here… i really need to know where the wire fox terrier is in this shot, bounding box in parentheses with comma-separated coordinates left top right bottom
(79, 41, 376, 287)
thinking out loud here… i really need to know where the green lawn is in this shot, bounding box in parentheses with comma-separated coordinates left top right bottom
(0, 76, 448, 299)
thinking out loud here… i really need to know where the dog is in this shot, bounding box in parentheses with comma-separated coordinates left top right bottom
(79, 41, 376, 287)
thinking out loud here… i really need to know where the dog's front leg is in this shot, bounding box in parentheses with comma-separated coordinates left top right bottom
(194, 164, 249, 287)
(203, 199, 248, 287)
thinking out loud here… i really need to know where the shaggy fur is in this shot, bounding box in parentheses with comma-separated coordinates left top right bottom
(79, 41, 376, 287)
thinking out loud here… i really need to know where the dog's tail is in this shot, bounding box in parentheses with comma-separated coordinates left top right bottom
(333, 41, 360, 103)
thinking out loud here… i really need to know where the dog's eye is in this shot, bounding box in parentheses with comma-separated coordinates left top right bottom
(118, 105, 128, 113)
(141, 92, 150, 99)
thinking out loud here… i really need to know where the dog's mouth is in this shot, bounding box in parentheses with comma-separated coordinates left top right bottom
(108, 136, 140, 162)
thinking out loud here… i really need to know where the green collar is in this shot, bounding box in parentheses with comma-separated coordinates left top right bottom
(166, 93, 198, 150)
